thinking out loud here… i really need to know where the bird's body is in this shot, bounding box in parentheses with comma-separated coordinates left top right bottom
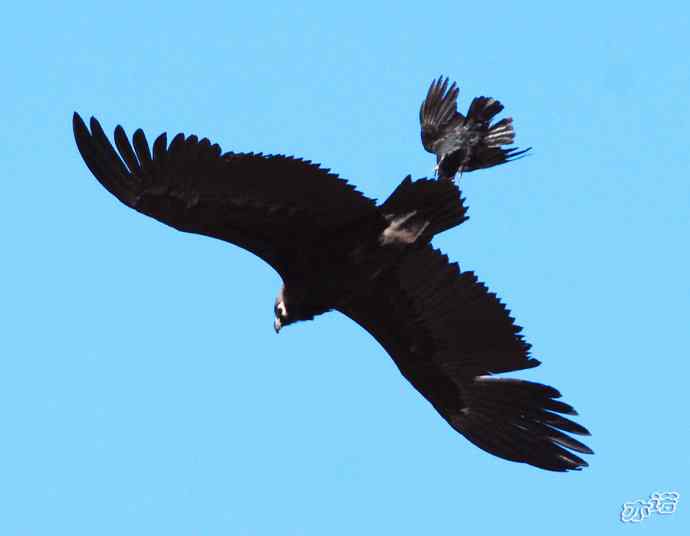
(420, 76, 531, 179)
(73, 113, 591, 472)
(272, 183, 464, 330)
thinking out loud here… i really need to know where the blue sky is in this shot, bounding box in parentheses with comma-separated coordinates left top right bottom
(2, 1, 688, 534)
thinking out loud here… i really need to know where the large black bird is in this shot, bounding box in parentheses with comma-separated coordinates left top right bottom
(420, 76, 531, 180)
(73, 113, 592, 471)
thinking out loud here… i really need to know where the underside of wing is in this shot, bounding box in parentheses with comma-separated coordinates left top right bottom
(338, 246, 592, 471)
(419, 76, 465, 153)
(73, 113, 377, 277)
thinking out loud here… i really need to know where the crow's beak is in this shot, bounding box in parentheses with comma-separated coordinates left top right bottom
(274, 318, 282, 334)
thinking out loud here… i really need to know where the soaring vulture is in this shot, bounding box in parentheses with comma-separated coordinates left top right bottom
(420, 76, 531, 180)
(73, 113, 592, 471)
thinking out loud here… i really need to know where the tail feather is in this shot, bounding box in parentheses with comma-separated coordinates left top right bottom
(380, 176, 467, 243)
(451, 377, 592, 472)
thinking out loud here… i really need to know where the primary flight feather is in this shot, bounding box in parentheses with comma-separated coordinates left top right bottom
(73, 113, 591, 471)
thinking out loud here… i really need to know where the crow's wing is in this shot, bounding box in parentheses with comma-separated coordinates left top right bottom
(419, 76, 465, 153)
(73, 113, 376, 279)
(338, 246, 592, 472)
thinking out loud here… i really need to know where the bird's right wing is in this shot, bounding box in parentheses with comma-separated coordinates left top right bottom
(337, 246, 592, 471)
(73, 114, 377, 279)
(419, 76, 465, 153)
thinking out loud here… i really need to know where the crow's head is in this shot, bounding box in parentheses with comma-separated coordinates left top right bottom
(438, 149, 467, 180)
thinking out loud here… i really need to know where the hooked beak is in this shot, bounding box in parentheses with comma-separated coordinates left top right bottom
(274, 317, 282, 334)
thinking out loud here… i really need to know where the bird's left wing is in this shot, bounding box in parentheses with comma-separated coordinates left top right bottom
(419, 76, 465, 153)
(337, 246, 592, 471)
(73, 113, 376, 279)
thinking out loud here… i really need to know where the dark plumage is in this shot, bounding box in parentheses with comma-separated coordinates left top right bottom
(420, 76, 531, 179)
(73, 113, 591, 471)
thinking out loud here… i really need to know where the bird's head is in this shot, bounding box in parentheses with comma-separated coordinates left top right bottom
(273, 284, 326, 333)
(273, 286, 292, 333)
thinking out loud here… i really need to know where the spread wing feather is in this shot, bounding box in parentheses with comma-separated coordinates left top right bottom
(73, 113, 376, 278)
(419, 77, 465, 153)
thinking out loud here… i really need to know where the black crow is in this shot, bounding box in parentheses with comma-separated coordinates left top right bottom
(73, 113, 591, 471)
(420, 76, 531, 180)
